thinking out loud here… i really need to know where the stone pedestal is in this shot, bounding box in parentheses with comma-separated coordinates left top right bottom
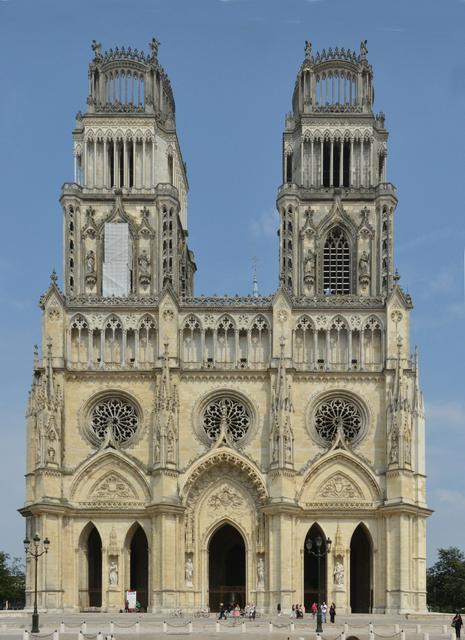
(107, 586, 122, 611)
(332, 585, 347, 613)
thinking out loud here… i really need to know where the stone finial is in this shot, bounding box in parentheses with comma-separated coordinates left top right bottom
(50, 269, 58, 285)
(393, 269, 400, 283)
(33, 345, 39, 370)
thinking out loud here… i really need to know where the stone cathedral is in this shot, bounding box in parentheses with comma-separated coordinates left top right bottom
(21, 39, 430, 615)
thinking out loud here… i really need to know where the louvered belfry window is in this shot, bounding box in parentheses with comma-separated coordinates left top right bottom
(323, 227, 350, 294)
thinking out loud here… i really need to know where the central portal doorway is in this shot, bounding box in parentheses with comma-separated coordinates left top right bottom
(208, 524, 246, 611)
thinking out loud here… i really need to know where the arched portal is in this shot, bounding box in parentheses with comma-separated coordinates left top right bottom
(208, 524, 246, 611)
(304, 523, 327, 608)
(87, 526, 102, 608)
(350, 524, 372, 613)
(129, 525, 149, 611)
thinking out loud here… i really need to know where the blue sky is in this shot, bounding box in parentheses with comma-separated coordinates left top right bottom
(0, 0, 464, 565)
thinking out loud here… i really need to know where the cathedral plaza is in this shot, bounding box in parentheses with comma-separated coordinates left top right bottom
(14, 29, 437, 636)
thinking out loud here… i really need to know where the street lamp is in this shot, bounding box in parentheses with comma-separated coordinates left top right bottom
(305, 534, 332, 633)
(24, 533, 50, 633)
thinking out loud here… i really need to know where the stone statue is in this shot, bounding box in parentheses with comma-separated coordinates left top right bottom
(359, 251, 369, 276)
(138, 250, 150, 274)
(166, 430, 175, 463)
(333, 561, 344, 586)
(360, 40, 368, 58)
(389, 426, 399, 464)
(304, 40, 312, 60)
(149, 37, 160, 58)
(185, 556, 193, 587)
(257, 557, 265, 589)
(86, 250, 95, 274)
(91, 40, 102, 59)
(304, 249, 315, 284)
(109, 560, 118, 586)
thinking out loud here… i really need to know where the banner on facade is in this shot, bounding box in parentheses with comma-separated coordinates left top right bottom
(126, 590, 137, 610)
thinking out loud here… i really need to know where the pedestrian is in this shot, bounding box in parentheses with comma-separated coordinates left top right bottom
(320, 601, 327, 624)
(330, 602, 336, 623)
(452, 613, 463, 639)
(252, 604, 256, 621)
(291, 604, 295, 618)
(277, 602, 282, 616)
(311, 602, 317, 619)
(232, 604, 240, 625)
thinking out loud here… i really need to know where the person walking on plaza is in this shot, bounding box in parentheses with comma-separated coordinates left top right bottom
(311, 602, 317, 619)
(452, 613, 463, 638)
(320, 601, 327, 623)
(218, 603, 226, 620)
(277, 602, 281, 616)
(329, 602, 336, 623)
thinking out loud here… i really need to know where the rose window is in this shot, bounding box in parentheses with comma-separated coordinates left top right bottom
(202, 397, 251, 444)
(90, 398, 139, 444)
(314, 398, 362, 444)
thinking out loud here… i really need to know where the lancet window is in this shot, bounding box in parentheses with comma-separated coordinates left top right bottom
(70, 316, 89, 366)
(293, 315, 384, 372)
(294, 316, 315, 368)
(181, 314, 271, 370)
(323, 227, 351, 294)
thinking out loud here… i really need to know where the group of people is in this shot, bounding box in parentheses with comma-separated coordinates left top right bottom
(276, 601, 336, 623)
(217, 602, 257, 623)
(309, 601, 336, 623)
(290, 604, 305, 618)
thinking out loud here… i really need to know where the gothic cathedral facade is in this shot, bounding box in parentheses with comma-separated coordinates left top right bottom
(21, 39, 430, 614)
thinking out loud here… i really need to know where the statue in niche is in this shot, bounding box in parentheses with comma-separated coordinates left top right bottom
(138, 250, 150, 274)
(404, 422, 412, 465)
(359, 251, 370, 276)
(185, 556, 193, 587)
(389, 423, 399, 464)
(284, 430, 293, 463)
(257, 557, 265, 589)
(333, 561, 344, 586)
(86, 250, 96, 274)
(166, 431, 175, 463)
(303, 249, 315, 285)
(109, 560, 118, 586)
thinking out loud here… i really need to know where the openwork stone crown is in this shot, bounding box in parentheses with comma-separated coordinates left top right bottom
(202, 397, 251, 444)
(90, 397, 139, 445)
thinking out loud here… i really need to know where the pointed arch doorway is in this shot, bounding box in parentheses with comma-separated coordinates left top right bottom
(78, 524, 102, 609)
(128, 525, 149, 611)
(304, 523, 327, 607)
(208, 524, 246, 611)
(350, 524, 372, 613)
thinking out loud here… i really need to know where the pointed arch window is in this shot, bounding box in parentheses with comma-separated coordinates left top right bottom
(323, 227, 351, 294)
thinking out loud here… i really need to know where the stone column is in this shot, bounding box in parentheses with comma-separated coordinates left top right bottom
(320, 140, 324, 186)
(340, 140, 344, 187)
(300, 139, 304, 186)
(103, 140, 107, 188)
(330, 139, 334, 187)
(360, 139, 365, 187)
(350, 138, 354, 187)
(310, 139, 314, 186)
(142, 140, 146, 188)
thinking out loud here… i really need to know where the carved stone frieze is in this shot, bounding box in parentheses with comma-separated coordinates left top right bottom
(318, 473, 364, 500)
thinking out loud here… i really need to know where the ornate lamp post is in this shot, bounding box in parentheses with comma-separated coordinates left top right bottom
(305, 534, 332, 633)
(24, 533, 50, 633)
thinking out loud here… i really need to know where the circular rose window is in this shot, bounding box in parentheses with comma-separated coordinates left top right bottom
(90, 398, 139, 445)
(314, 397, 363, 445)
(202, 396, 251, 444)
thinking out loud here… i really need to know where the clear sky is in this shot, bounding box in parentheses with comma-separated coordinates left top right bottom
(0, 0, 464, 565)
